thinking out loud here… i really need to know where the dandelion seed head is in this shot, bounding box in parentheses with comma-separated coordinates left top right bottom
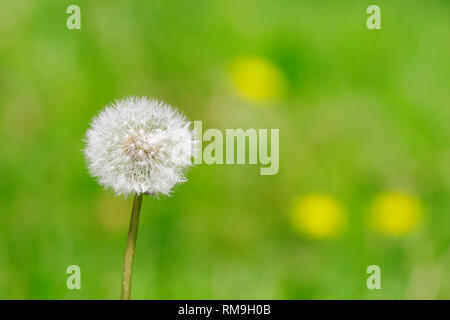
(84, 97, 197, 196)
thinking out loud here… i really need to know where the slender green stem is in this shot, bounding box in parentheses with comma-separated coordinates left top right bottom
(121, 193, 143, 300)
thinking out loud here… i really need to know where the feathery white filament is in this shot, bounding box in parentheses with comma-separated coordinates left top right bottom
(84, 97, 196, 196)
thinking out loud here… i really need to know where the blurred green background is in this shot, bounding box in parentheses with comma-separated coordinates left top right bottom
(0, 0, 449, 299)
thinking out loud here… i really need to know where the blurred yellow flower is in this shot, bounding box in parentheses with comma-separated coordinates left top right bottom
(370, 191, 423, 236)
(291, 194, 346, 239)
(229, 56, 284, 103)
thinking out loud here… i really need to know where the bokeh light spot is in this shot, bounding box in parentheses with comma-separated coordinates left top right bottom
(228, 56, 285, 103)
(291, 193, 346, 239)
(371, 191, 423, 236)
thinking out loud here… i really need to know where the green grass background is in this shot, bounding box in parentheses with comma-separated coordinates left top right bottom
(0, 0, 449, 299)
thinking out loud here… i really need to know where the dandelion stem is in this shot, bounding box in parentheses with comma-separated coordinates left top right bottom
(121, 193, 143, 300)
